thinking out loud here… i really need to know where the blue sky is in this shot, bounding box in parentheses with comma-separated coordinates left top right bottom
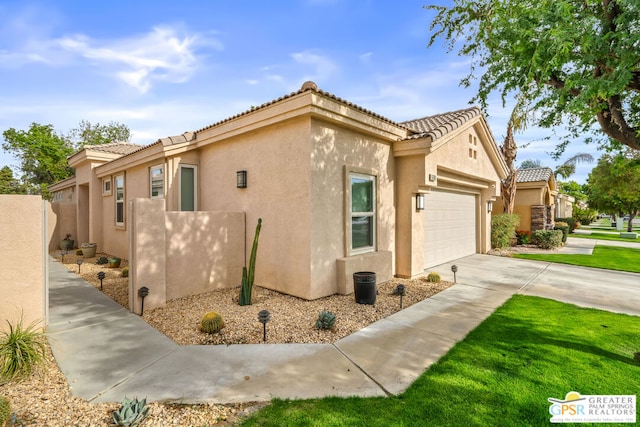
(0, 0, 599, 183)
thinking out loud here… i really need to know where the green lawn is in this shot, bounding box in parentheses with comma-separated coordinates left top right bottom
(242, 296, 640, 426)
(513, 245, 640, 273)
(571, 232, 639, 243)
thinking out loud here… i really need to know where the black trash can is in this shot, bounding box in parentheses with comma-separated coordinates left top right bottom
(353, 271, 376, 304)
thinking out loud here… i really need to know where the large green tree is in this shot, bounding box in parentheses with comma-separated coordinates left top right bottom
(2, 123, 74, 195)
(428, 0, 640, 153)
(68, 120, 131, 146)
(587, 152, 640, 230)
(0, 166, 27, 194)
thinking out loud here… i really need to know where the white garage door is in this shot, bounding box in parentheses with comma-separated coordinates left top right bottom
(423, 190, 477, 268)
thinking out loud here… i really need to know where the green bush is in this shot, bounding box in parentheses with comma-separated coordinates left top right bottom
(0, 395, 10, 426)
(0, 317, 46, 383)
(315, 311, 337, 331)
(555, 217, 576, 232)
(75, 249, 83, 256)
(425, 272, 441, 283)
(121, 267, 129, 278)
(533, 229, 564, 249)
(554, 221, 569, 243)
(491, 214, 520, 248)
(96, 256, 109, 265)
(515, 230, 531, 245)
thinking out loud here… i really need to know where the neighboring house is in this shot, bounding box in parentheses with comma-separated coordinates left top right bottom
(555, 193, 575, 219)
(495, 167, 558, 232)
(50, 82, 508, 310)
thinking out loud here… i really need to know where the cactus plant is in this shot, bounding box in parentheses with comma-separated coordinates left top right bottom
(315, 310, 337, 331)
(121, 267, 129, 278)
(426, 272, 441, 283)
(75, 249, 83, 256)
(200, 311, 225, 334)
(0, 395, 10, 427)
(239, 218, 262, 306)
(112, 397, 149, 426)
(96, 256, 109, 265)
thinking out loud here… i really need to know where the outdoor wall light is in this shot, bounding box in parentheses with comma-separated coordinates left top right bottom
(237, 170, 247, 188)
(487, 201, 493, 213)
(138, 286, 150, 316)
(416, 194, 425, 211)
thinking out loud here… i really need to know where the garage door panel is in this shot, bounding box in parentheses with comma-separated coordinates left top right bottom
(424, 191, 476, 268)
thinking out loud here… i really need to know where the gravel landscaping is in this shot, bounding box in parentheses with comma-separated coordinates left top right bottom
(0, 250, 453, 425)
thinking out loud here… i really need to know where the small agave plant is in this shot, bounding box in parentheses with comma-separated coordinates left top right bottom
(112, 397, 149, 426)
(315, 310, 337, 331)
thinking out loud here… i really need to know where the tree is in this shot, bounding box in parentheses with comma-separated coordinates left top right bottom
(500, 123, 518, 214)
(586, 152, 640, 231)
(2, 123, 74, 195)
(428, 0, 640, 153)
(554, 153, 594, 179)
(519, 159, 542, 169)
(0, 166, 27, 194)
(68, 120, 131, 146)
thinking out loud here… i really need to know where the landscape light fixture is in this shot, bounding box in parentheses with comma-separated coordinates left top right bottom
(97, 271, 106, 290)
(416, 194, 425, 211)
(138, 287, 150, 315)
(451, 264, 458, 283)
(237, 170, 247, 188)
(76, 258, 83, 273)
(258, 309, 271, 342)
(60, 250, 67, 263)
(395, 284, 406, 309)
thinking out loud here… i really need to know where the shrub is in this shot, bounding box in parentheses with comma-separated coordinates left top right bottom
(554, 221, 569, 243)
(315, 310, 337, 331)
(491, 214, 520, 248)
(0, 395, 10, 426)
(121, 267, 129, 278)
(200, 312, 225, 334)
(555, 217, 576, 232)
(96, 256, 109, 265)
(0, 318, 46, 383)
(113, 397, 149, 426)
(75, 249, 83, 255)
(426, 272, 441, 283)
(532, 229, 563, 249)
(515, 230, 531, 245)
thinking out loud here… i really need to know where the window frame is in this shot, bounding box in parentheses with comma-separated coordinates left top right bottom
(102, 177, 111, 196)
(114, 174, 125, 227)
(179, 164, 197, 211)
(149, 164, 164, 199)
(346, 168, 377, 256)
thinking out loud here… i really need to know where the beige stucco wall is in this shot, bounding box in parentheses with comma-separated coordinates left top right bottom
(0, 196, 47, 333)
(49, 202, 78, 251)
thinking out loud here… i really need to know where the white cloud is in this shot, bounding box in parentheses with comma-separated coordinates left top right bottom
(291, 50, 338, 83)
(57, 26, 222, 93)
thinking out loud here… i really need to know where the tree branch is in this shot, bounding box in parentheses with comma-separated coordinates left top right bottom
(596, 99, 640, 150)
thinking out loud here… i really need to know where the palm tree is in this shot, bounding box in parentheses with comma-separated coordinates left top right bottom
(554, 153, 594, 179)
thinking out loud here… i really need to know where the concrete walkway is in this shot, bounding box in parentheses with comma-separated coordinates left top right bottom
(46, 249, 640, 404)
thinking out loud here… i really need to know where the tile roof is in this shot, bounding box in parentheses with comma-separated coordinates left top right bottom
(400, 107, 482, 141)
(516, 167, 553, 182)
(195, 81, 402, 134)
(83, 142, 142, 155)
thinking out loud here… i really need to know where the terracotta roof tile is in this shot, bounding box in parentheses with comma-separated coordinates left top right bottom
(516, 167, 553, 182)
(400, 107, 482, 141)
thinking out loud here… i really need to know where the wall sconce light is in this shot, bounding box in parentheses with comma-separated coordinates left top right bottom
(416, 194, 425, 211)
(236, 170, 247, 188)
(487, 201, 493, 213)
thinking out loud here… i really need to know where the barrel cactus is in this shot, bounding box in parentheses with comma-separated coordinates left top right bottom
(426, 272, 441, 283)
(200, 311, 225, 334)
(315, 310, 337, 331)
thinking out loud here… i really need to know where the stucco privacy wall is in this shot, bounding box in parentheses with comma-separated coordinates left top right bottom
(0, 195, 48, 333)
(130, 198, 244, 312)
(49, 202, 77, 252)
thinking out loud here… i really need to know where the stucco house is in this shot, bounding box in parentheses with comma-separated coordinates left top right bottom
(49, 82, 508, 311)
(495, 167, 558, 232)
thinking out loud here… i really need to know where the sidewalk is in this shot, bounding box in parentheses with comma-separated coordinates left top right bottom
(46, 252, 640, 404)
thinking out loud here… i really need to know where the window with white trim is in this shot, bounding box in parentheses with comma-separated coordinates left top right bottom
(150, 165, 164, 199)
(179, 165, 197, 211)
(350, 172, 376, 254)
(115, 174, 125, 226)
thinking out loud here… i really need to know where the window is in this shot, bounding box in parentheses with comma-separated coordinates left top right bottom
(350, 172, 376, 254)
(103, 178, 111, 195)
(179, 165, 197, 211)
(150, 165, 164, 199)
(115, 174, 125, 226)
